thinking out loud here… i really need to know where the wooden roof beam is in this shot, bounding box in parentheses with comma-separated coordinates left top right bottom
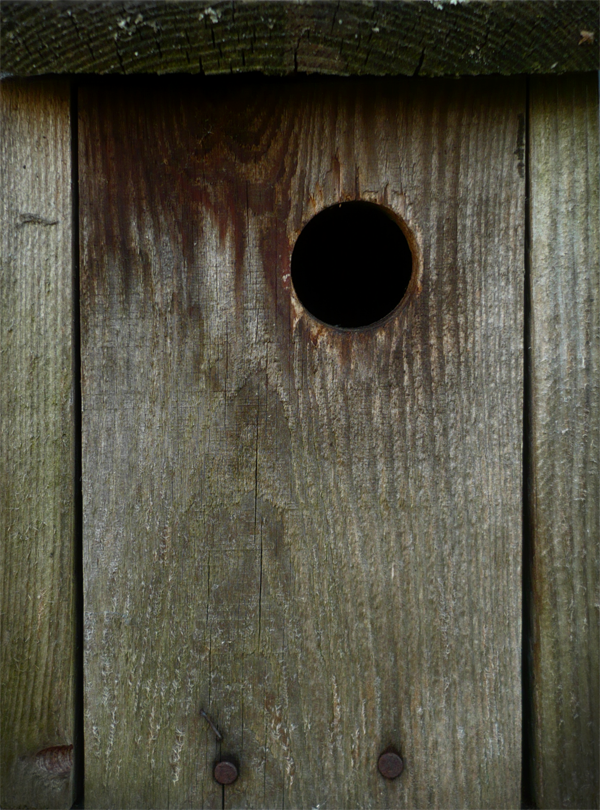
(1, 0, 598, 78)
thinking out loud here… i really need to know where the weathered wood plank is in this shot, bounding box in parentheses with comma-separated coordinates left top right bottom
(80, 76, 524, 808)
(528, 74, 599, 810)
(0, 80, 76, 809)
(2, 1, 598, 78)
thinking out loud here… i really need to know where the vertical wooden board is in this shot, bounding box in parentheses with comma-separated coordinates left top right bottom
(80, 76, 524, 809)
(529, 75, 599, 809)
(0, 80, 75, 808)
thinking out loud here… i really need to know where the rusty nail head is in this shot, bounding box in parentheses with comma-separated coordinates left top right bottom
(378, 750, 404, 779)
(214, 760, 239, 785)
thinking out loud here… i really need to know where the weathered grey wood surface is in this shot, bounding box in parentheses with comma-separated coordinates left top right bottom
(80, 76, 524, 808)
(528, 74, 599, 810)
(0, 80, 76, 809)
(2, 1, 598, 78)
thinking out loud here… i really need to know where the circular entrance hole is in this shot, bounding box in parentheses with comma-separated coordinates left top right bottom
(291, 201, 413, 329)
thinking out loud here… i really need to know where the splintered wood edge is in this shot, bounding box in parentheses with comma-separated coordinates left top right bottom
(1, 0, 598, 77)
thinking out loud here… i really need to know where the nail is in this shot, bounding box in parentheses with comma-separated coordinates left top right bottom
(214, 759, 239, 785)
(378, 749, 404, 779)
(200, 708, 223, 741)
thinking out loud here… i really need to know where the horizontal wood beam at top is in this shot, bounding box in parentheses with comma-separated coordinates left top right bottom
(1, 0, 598, 78)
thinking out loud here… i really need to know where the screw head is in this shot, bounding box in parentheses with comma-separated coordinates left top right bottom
(214, 759, 239, 785)
(378, 750, 404, 779)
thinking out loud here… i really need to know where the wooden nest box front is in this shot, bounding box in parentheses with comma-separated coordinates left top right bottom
(1, 2, 598, 808)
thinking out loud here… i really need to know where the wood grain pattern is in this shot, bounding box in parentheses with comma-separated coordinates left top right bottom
(2, 1, 598, 78)
(528, 74, 599, 810)
(0, 80, 76, 809)
(79, 76, 525, 808)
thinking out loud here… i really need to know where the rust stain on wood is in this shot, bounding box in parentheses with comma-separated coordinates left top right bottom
(32, 745, 74, 778)
(81, 79, 426, 381)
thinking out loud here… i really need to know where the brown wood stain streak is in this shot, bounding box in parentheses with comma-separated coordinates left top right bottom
(81, 82, 297, 328)
(80, 76, 524, 808)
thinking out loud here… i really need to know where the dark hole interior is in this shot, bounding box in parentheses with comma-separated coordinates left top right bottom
(291, 201, 413, 329)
